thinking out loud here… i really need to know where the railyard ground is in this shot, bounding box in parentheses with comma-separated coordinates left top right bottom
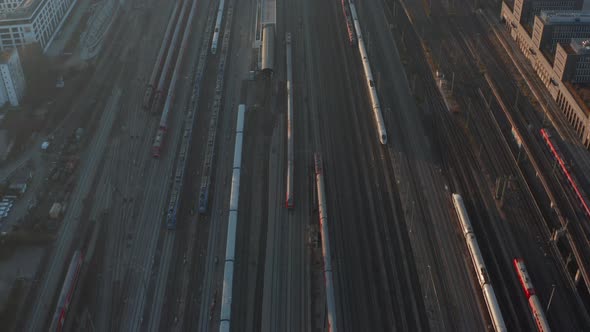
(0, 0, 114, 327)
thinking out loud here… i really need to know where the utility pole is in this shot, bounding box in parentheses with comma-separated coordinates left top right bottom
(546, 284, 557, 314)
(500, 176, 508, 204)
(409, 200, 416, 232)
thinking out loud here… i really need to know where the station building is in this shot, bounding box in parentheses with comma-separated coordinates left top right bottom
(0, 0, 78, 52)
(0, 47, 25, 106)
(513, 0, 584, 28)
(554, 39, 590, 83)
(532, 11, 590, 57)
(501, 3, 590, 147)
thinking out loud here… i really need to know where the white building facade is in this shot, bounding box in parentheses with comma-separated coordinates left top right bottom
(0, 0, 25, 12)
(0, 0, 78, 52)
(0, 48, 25, 106)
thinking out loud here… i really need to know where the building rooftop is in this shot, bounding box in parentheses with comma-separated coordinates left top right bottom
(561, 41, 576, 54)
(539, 10, 590, 24)
(0, 0, 42, 22)
(570, 38, 590, 54)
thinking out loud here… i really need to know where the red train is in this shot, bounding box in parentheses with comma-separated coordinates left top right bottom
(340, 0, 357, 46)
(152, 127, 166, 158)
(540, 128, 590, 218)
(50, 250, 83, 332)
(513, 258, 552, 332)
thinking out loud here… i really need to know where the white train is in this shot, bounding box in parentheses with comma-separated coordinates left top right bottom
(513, 258, 552, 332)
(261, 24, 275, 74)
(210, 0, 225, 54)
(315, 153, 338, 332)
(452, 194, 507, 332)
(349, 2, 388, 145)
(219, 104, 246, 332)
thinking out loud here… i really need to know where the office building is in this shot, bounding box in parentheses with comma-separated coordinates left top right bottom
(532, 11, 590, 56)
(554, 39, 590, 83)
(0, 0, 78, 52)
(501, 2, 590, 146)
(513, 0, 584, 28)
(0, 47, 25, 106)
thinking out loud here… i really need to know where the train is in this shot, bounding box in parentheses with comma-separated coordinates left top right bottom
(285, 32, 295, 209)
(540, 128, 590, 218)
(198, 183, 209, 214)
(151, 0, 197, 158)
(349, 2, 388, 145)
(513, 258, 552, 332)
(210, 0, 225, 54)
(142, 85, 155, 110)
(219, 105, 246, 332)
(151, 126, 166, 158)
(261, 24, 275, 74)
(314, 153, 338, 332)
(142, 1, 182, 110)
(452, 194, 507, 332)
(150, 0, 190, 115)
(49, 250, 83, 332)
(167, 202, 178, 230)
(340, 0, 357, 46)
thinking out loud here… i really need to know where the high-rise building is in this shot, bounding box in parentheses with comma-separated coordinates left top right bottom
(554, 39, 590, 83)
(532, 11, 590, 56)
(513, 0, 584, 28)
(0, 0, 78, 52)
(0, 48, 25, 106)
(500, 1, 590, 147)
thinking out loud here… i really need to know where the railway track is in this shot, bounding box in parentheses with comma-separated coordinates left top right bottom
(401, 0, 590, 327)
(473, 26, 590, 295)
(384, 0, 590, 329)
(477, 8, 590, 178)
(301, 0, 437, 330)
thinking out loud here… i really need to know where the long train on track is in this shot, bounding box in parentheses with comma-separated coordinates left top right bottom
(452, 193, 507, 332)
(513, 258, 552, 332)
(340, 0, 356, 46)
(539, 128, 590, 219)
(285, 32, 294, 209)
(49, 250, 83, 332)
(142, 1, 182, 110)
(151, 0, 189, 117)
(152, 0, 195, 158)
(315, 153, 338, 332)
(219, 104, 246, 332)
(348, 1, 388, 144)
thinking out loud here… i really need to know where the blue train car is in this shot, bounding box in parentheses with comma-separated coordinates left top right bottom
(198, 185, 209, 215)
(166, 206, 177, 230)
